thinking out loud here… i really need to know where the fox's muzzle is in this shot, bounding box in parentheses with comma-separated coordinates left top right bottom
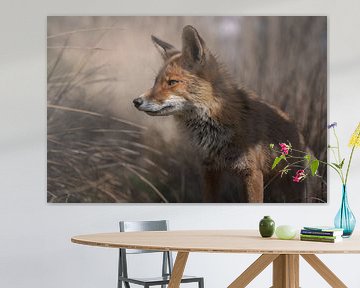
(133, 97, 143, 108)
(133, 93, 190, 116)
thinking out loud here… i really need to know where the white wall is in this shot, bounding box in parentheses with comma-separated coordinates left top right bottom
(1, 0, 360, 287)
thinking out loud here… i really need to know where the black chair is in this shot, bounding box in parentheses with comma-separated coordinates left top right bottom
(118, 220, 204, 288)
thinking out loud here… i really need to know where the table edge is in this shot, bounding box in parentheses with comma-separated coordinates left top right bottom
(71, 236, 360, 255)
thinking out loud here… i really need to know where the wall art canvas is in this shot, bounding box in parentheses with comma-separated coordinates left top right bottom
(47, 16, 327, 203)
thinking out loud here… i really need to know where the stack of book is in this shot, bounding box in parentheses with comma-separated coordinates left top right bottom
(300, 226, 344, 243)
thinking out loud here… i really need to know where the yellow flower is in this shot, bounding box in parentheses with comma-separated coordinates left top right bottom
(349, 122, 360, 147)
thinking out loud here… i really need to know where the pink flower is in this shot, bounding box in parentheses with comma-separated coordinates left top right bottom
(279, 143, 289, 155)
(292, 169, 306, 183)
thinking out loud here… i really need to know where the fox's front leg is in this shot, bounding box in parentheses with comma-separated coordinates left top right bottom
(203, 167, 222, 202)
(241, 168, 264, 203)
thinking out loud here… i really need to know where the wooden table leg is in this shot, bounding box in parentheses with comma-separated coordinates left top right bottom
(301, 254, 347, 288)
(168, 252, 189, 288)
(288, 255, 299, 288)
(228, 254, 279, 288)
(272, 254, 299, 288)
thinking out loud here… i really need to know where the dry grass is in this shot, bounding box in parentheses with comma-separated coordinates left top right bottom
(47, 16, 327, 203)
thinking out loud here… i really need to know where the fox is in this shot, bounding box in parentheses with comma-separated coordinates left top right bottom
(133, 25, 306, 203)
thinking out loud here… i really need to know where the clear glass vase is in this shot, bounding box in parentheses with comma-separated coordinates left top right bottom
(334, 185, 356, 237)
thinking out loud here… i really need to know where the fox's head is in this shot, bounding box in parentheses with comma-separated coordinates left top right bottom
(133, 25, 222, 116)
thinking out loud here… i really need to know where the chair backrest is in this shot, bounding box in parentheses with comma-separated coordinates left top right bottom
(119, 220, 169, 254)
(120, 220, 168, 232)
(118, 220, 174, 283)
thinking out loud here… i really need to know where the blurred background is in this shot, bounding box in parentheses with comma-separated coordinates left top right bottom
(47, 16, 327, 203)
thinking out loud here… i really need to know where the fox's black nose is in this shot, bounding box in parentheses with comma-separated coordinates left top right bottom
(133, 97, 143, 108)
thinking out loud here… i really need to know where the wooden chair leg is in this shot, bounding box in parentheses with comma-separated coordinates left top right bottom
(301, 254, 347, 288)
(228, 254, 279, 288)
(168, 252, 189, 288)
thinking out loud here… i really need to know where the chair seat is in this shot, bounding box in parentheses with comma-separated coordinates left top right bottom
(119, 274, 203, 286)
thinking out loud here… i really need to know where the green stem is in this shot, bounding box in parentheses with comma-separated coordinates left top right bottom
(344, 128, 360, 185)
(292, 165, 308, 168)
(289, 148, 308, 155)
(318, 160, 345, 184)
(290, 159, 308, 166)
(345, 145, 356, 185)
(330, 147, 339, 164)
(333, 127, 342, 165)
(281, 154, 309, 160)
(333, 127, 345, 181)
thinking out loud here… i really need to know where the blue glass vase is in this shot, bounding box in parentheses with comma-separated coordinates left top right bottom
(334, 185, 356, 237)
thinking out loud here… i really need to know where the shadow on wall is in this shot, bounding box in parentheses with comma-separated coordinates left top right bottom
(47, 16, 327, 203)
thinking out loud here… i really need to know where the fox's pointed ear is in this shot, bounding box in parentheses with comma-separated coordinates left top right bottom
(151, 35, 179, 60)
(182, 25, 206, 65)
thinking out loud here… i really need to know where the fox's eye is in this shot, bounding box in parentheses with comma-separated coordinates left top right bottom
(167, 79, 179, 86)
